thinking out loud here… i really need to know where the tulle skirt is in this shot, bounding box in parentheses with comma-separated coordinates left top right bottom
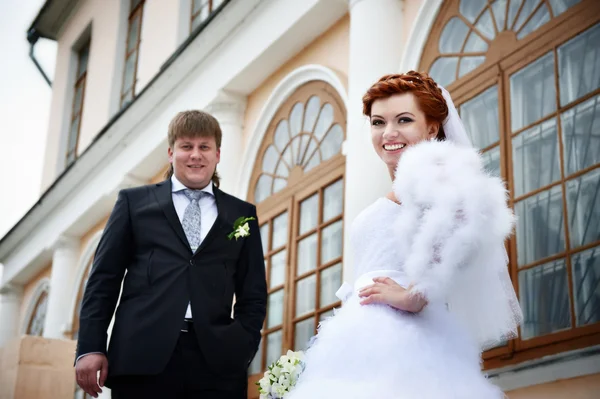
(286, 274, 504, 399)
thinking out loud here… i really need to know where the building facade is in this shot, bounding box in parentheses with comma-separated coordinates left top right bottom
(0, 0, 599, 398)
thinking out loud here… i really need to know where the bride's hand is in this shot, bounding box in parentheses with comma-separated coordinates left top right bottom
(358, 277, 428, 313)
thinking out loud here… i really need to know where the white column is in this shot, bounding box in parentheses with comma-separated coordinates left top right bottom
(43, 235, 79, 339)
(205, 90, 247, 196)
(344, 0, 404, 279)
(0, 283, 24, 347)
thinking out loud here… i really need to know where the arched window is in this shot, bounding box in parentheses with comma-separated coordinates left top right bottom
(420, 0, 600, 368)
(247, 80, 347, 379)
(26, 288, 49, 336)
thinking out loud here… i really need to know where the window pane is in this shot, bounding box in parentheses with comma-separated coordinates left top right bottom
(192, 0, 207, 15)
(320, 124, 343, 161)
(272, 212, 288, 249)
(303, 96, 321, 132)
(491, 0, 508, 32)
(566, 169, 600, 249)
(464, 32, 488, 53)
(299, 194, 319, 235)
(68, 116, 81, 155)
(77, 44, 89, 78)
(212, 0, 224, 10)
(475, 9, 495, 40)
(273, 177, 286, 194)
(120, 89, 133, 108)
(323, 179, 344, 222)
(549, 0, 582, 16)
(127, 12, 141, 53)
(266, 330, 282, 368)
(519, 258, 571, 339)
(439, 17, 469, 53)
(123, 52, 137, 93)
(572, 246, 600, 326)
(429, 57, 459, 87)
(248, 338, 262, 374)
(28, 293, 48, 336)
(131, 0, 143, 10)
(290, 102, 304, 138)
(297, 234, 317, 275)
(507, 0, 524, 30)
(460, 85, 499, 149)
(558, 23, 600, 106)
(255, 174, 272, 203)
(515, 186, 565, 266)
(320, 263, 342, 307)
(304, 151, 321, 173)
(513, 0, 542, 32)
(512, 119, 561, 196)
(262, 146, 278, 175)
(294, 318, 315, 351)
(561, 95, 600, 175)
(319, 309, 334, 321)
(321, 221, 343, 264)
(274, 120, 290, 152)
(73, 87, 85, 119)
(267, 289, 284, 328)
(482, 146, 501, 177)
(270, 250, 286, 289)
(510, 52, 556, 132)
(296, 275, 316, 316)
(459, 0, 486, 24)
(313, 104, 334, 141)
(517, 3, 550, 39)
(458, 56, 486, 78)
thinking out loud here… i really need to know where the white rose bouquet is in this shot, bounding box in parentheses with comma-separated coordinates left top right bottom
(257, 350, 305, 399)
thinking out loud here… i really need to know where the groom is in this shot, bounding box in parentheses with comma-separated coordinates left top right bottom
(75, 110, 267, 399)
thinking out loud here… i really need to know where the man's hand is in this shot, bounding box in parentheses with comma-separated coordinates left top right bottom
(75, 353, 108, 398)
(358, 277, 428, 313)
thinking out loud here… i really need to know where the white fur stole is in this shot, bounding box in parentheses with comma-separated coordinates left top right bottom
(393, 140, 523, 350)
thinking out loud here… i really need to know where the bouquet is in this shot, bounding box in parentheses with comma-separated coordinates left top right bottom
(257, 350, 305, 399)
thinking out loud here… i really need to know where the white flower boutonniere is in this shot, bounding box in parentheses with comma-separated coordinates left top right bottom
(227, 216, 256, 240)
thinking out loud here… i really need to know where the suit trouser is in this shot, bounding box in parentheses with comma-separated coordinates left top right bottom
(110, 321, 247, 399)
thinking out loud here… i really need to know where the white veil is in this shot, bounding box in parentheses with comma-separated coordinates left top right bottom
(436, 84, 524, 349)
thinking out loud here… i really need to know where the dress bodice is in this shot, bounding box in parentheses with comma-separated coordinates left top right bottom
(349, 198, 409, 279)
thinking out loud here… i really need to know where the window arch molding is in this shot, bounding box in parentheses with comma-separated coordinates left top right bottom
(21, 277, 50, 335)
(238, 65, 348, 201)
(66, 229, 104, 338)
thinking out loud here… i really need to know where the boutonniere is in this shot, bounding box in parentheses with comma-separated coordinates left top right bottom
(227, 216, 256, 240)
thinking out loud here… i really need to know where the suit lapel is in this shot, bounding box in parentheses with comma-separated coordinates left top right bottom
(195, 186, 229, 255)
(153, 180, 191, 251)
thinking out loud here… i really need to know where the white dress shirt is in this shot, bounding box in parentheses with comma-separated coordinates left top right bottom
(171, 175, 218, 319)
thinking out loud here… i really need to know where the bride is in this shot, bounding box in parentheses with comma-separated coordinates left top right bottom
(286, 71, 523, 399)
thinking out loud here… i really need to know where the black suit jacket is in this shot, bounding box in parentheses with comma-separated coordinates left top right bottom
(75, 179, 267, 382)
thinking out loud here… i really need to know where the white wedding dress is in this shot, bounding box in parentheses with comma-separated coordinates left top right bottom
(286, 140, 522, 399)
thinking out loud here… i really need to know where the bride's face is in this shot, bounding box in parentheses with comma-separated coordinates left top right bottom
(370, 92, 439, 175)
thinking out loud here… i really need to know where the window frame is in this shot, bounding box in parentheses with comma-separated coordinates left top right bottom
(66, 40, 90, 167)
(420, 0, 600, 370)
(247, 81, 347, 390)
(119, 0, 145, 108)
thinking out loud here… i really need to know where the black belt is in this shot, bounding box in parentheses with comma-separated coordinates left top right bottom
(181, 318, 194, 332)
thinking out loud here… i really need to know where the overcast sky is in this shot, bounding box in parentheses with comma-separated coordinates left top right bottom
(0, 0, 57, 239)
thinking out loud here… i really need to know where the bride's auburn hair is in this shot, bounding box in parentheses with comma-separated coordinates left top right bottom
(362, 71, 448, 141)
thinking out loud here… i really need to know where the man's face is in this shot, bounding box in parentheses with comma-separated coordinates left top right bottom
(168, 136, 220, 189)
